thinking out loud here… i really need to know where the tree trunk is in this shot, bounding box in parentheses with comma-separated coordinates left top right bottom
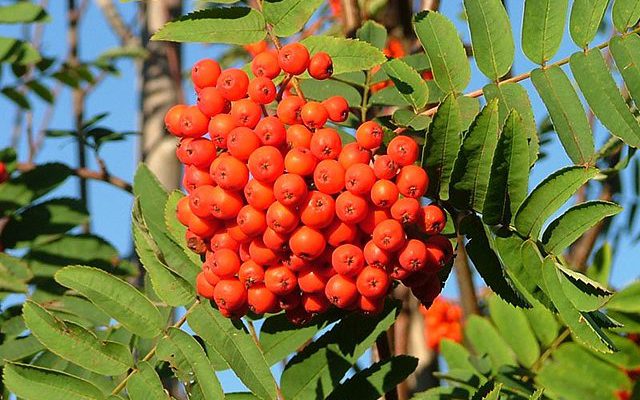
(139, 0, 183, 190)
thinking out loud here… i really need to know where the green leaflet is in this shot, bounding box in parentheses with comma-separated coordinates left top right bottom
(23, 301, 133, 376)
(588, 242, 613, 287)
(127, 362, 170, 400)
(530, 66, 595, 165)
(537, 343, 630, 399)
(541, 201, 622, 253)
(259, 311, 340, 365)
(55, 266, 164, 338)
(4, 362, 105, 400)
(0, 37, 41, 65)
(610, 35, 640, 110)
(0, 335, 45, 364)
(300, 36, 386, 75)
(2, 197, 89, 248)
(461, 215, 529, 308)
(608, 281, 640, 313)
(381, 58, 429, 110)
(422, 94, 463, 200)
(356, 20, 387, 50)
(482, 111, 529, 226)
(514, 166, 598, 239)
(450, 99, 500, 212)
(187, 303, 277, 400)
(164, 190, 188, 246)
(464, 315, 517, 369)
(613, 0, 640, 31)
(0, 253, 31, 292)
(414, 11, 470, 93)
(134, 164, 169, 238)
(541, 258, 616, 353)
(522, 0, 568, 64)
(483, 82, 538, 166)
(263, 0, 323, 36)
(299, 78, 362, 108)
(156, 328, 224, 400)
(392, 109, 432, 131)
(326, 356, 418, 400)
(570, 48, 640, 148)
(524, 303, 560, 347)
(463, 0, 514, 80)
(440, 340, 476, 371)
(569, 0, 610, 48)
(26, 233, 120, 279)
(487, 295, 540, 367)
(0, 3, 49, 23)
(0, 163, 71, 214)
(556, 264, 613, 312)
(151, 7, 266, 44)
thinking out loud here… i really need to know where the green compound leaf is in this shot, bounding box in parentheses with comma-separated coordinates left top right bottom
(263, 0, 323, 36)
(326, 356, 418, 400)
(301, 36, 386, 75)
(450, 99, 500, 212)
(463, 0, 514, 80)
(187, 302, 277, 400)
(4, 362, 106, 400)
(522, 0, 569, 64)
(541, 201, 622, 254)
(422, 93, 462, 200)
(151, 7, 266, 44)
(569, 0, 610, 48)
(55, 265, 164, 338)
(414, 11, 470, 93)
(23, 301, 133, 376)
(531, 66, 595, 165)
(482, 111, 529, 226)
(514, 166, 599, 239)
(381, 58, 429, 110)
(156, 328, 224, 400)
(571, 48, 640, 148)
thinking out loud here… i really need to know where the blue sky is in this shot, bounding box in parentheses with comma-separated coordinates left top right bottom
(1, 0, 638, 393)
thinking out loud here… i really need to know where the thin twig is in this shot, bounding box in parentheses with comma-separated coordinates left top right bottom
(17, 162, 133, 193)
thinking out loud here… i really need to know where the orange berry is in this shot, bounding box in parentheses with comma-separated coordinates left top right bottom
(313, 159, 345, 195)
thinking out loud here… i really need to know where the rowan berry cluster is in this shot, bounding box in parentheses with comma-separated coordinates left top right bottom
(420, 296, 463, 350)
(0, 163, 8, 184)
(166, 41, 453, 324)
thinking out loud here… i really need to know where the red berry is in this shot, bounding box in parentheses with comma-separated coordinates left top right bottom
(216, 68, 250, 101)
(308, 52, 333, 80)
(278, 43, 310, 75)
(192, 59, 221, 88)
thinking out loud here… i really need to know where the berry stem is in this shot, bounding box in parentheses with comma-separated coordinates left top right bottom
(263, 22, 307, 102)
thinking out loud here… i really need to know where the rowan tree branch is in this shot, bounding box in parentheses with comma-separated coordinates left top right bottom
(17, 162, 133, 193)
